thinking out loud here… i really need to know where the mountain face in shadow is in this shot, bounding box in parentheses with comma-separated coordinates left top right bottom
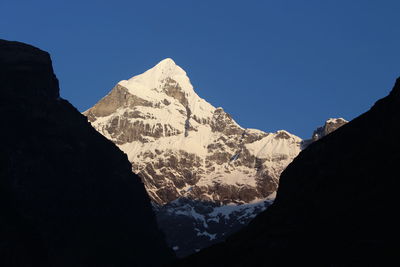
(0, 40, 174, 267)
(176, 78, 400, 266)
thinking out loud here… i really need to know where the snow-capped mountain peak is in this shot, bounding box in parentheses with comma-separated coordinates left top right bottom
(85, 59, 303, 205)
(115, 58, 215, 124)
(152, 57, 182, 74)
(84, 59, 309, 256)
(120, 58, 188, 90)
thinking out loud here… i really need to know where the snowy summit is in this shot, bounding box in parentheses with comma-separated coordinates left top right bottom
(118, 58, 215, 123)
(84, 58, 302, 204)
(84, 58, 305, 256)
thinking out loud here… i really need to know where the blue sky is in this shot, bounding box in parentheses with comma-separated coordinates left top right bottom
(1, 0, 399, 138)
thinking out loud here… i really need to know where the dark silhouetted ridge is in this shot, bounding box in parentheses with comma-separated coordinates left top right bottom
(176, 78, 400, 266)
(0, 39, 174, 267)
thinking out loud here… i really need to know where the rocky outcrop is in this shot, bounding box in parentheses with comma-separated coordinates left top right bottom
(0, 40, 173, 267)
(177, 78, 400, 266)
(301, 117, 348, 148)
(312, 117, 348, 141)
(85, 84, 154, 121)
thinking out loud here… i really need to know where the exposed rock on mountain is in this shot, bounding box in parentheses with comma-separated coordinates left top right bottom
(312, 117, 348, 141)
(84, 58, 303, 256)
(176, 78, 400, 266)
(301, 117, 348, 148)
(0, 40, 173, 267)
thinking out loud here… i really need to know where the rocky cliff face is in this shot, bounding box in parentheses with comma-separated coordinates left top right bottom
(0, 40, 173, 267)
(84, 58, 304, 256)
(177, 78, 400, 266)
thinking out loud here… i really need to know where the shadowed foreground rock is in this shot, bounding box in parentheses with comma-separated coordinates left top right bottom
(0, 40, 174, 267)
(176, 78, 400, 266)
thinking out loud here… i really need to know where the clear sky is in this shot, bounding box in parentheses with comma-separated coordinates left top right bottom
(1, 0, 399, 138)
